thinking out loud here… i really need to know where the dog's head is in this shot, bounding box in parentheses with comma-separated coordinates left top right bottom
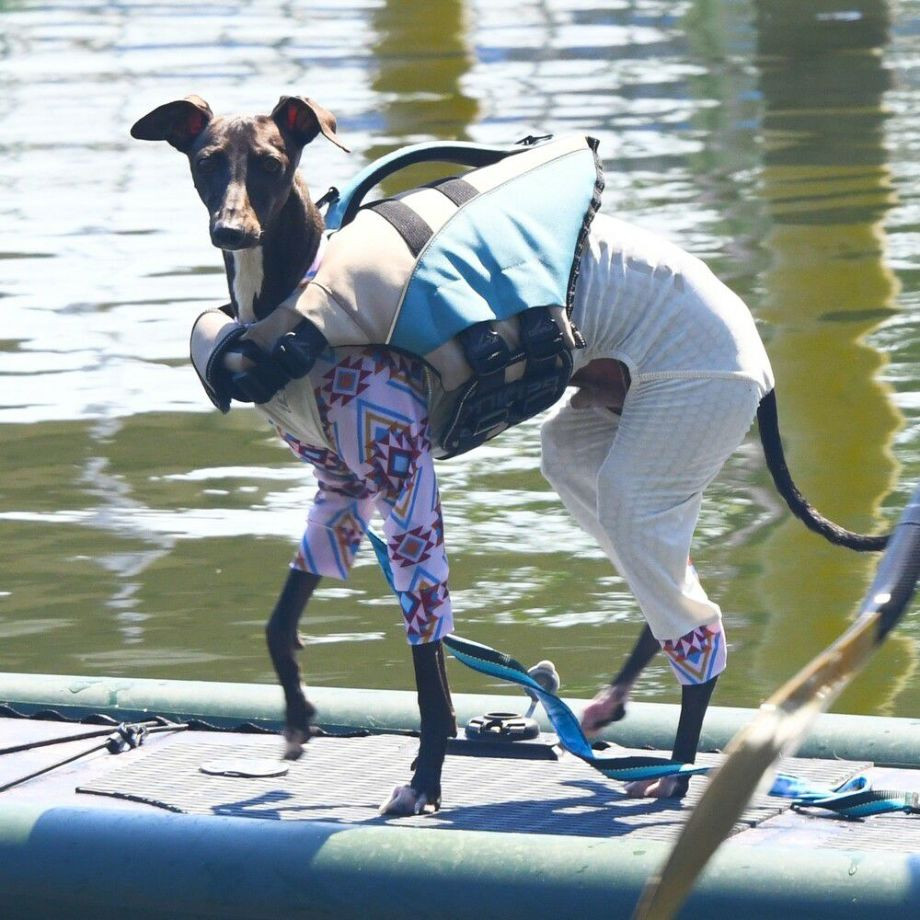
(131, 96, 349, 251)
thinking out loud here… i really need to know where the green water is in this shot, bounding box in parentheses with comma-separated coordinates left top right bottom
(1, 0, 919, 719)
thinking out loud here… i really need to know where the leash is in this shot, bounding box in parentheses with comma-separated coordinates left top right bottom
(442, 633, 708, 782)
(368, 526, 703, 782)
(771, 771, 920, 818)
(444, 633, 920, 814)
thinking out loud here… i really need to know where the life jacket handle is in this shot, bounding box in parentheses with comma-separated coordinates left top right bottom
(323, 140, 536, 231)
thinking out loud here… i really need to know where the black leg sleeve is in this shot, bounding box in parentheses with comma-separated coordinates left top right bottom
(612, 623, 660, 687)
(672, 675, 717, 764)
(409, 640, 457, 801)
(265, 569, 321, 738)
(666, 675, 718, 797)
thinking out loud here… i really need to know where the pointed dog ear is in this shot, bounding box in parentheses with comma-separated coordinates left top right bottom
(271, 96, 350, 152)
(130, 96, 214, 152)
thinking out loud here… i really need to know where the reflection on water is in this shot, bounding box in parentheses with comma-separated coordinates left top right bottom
(1, 0, 919, 716)
(753, 0, 914, 714)
(370, 0, 478, 146)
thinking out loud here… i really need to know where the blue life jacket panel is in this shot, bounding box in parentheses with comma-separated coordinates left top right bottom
(323, 135, 603, 354)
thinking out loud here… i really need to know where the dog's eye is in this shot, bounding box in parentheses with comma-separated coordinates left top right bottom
(259, 156, 284, 175)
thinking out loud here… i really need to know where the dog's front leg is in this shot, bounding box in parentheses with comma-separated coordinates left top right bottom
(380, 640, 456, 815)
(265, 568, 321, 759)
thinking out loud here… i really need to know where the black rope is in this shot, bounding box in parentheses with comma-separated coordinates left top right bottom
(1, 704, 391, 745)
(1, 724, 140, 757)
(0, 705, 279, 736)
(0, 719, 187, 794)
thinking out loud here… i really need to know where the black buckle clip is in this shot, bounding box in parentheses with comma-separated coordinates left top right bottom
(515, 134, 553, 147)
(459, 322, 513, 376)
(519, 306, 565, 362)
(314, 186, 339, 211)
(272, 320, 328, 380)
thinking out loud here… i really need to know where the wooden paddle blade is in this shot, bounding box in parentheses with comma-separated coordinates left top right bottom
(633, 485, 920, 920)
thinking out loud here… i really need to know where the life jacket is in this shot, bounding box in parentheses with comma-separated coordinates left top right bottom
(194, 134, 604, 457)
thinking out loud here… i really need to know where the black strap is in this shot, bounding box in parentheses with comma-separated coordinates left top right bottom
(271, 320, 328, 380)
(457, 322, 515, 377)
(431, 177, 478, 207)
(519, 306, 565, 368)
(369, 199, 433, 258)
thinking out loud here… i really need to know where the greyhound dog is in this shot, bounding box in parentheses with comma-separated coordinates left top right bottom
(131, 95, 889, 813)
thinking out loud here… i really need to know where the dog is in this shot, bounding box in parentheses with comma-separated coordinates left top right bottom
(131, 95, 890, 812)
(131, 93, 355, 765)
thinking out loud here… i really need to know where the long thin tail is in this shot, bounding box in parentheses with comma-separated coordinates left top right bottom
(757, 389, 889, 552)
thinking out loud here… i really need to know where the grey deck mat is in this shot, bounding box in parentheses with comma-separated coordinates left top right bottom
(77, 731, 876, 842)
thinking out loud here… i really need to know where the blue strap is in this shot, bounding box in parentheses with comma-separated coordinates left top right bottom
(772, 772, 920, 817)
(442, 633, 709, 782)
(794, 788, 920, 818)
(768, 771, 868, 800)
(368, 529, 395, 586)
(324, 140, 521, 231)
(446, 632, 920, 810)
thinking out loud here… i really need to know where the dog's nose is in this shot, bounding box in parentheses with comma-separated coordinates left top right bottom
(211, 224, 254, 250)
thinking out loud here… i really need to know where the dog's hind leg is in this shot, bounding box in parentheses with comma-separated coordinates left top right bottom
(265, 568, 321, 759)
(581, 623, 659, 735)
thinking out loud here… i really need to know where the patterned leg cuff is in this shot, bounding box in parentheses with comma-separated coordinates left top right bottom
(399, 581, 454, 645)
(660, 622, 727, 686)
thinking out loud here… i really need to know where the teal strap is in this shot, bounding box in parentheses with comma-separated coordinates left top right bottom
(773, 772, 920, 817)
(324, 140, 521, 231)
(367, 530, 700, 782)
(446, 633, 920, 810)
(769, 771, 869, 801)
(443, 633, 708, 783)
(794, 787, 919, 818)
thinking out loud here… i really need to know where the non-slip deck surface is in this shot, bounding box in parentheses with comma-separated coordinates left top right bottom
(77, 730, 872, 842)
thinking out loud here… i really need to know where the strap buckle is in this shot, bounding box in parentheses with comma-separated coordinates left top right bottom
(314, 186, 339, 211)
(519, 306, 565, 363)
(458, 322, 513, 376)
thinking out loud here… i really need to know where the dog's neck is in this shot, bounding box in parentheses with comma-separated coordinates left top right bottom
(223, 174, 323, 325)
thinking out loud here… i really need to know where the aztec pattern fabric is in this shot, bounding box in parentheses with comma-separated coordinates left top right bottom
(279, 345, 453, 645)
(659, 621, 727, 686)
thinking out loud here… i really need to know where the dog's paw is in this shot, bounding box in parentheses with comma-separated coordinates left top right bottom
(282, 727, 309, 761)
(378, 784, 440, 816)
(280, 690, 317, 760)
(580, 685, 629, 737)
(623, 774, 690, 799)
